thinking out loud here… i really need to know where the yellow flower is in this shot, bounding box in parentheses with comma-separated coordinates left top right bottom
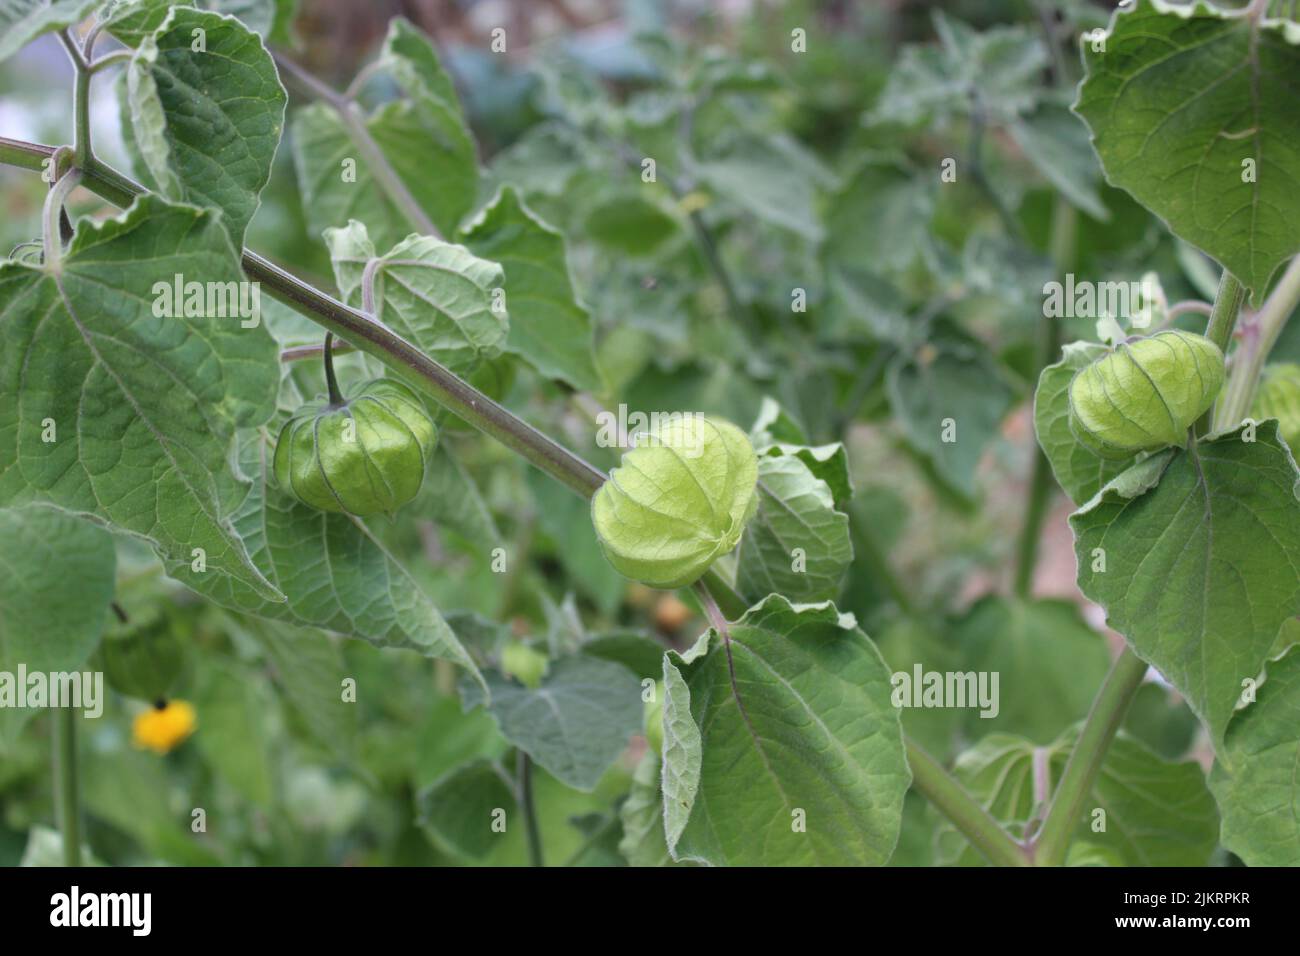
(132, 700, 197, 754)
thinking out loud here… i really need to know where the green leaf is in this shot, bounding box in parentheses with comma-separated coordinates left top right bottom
(0, 508, 115, 746)
(954, 597, 1111, 743)
(105, 0, 288, 45)
(1007, 104, 1110, 221)
(125, 6, 286, 248)
(888, 342, 1014, 500)
(694, 138, 823, 242)
(290, 20, 477, 249)
(377, 17, 478, 225)
(460, 186, 602, 392)
(934, 731, 1218, 866)
(619, 750, 682, 867)
(168, 429, 482, 683)
(414, 694, 508, 791)
(1034, 341, 1134, 505)
(1209, 645, 1300, 865)
(325, 219, 507, 376)
(417, 759, 516, 860)
(195, 656, 275, 806)
(1071, 422, 1300, 751)
(460, 655, 642, 792)
(0, 195, 280, 599)
(736, 453, 852, 603)
(251, 622, 356, 760)
(661, 596, 910, 866)
(581, 631, 670, 683)
(416, 443, 500, 551)
(581, 192, 682, 258)
(0, 0, 97, 63)
(825, 157, 934, 280)
(1075, 0, 1300, 298)
(868, 13, 1045, 127)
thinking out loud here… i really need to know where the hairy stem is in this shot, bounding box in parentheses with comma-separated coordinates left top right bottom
(1215, 255, 1300, 431)
(57, 30, 92, 168)
(1030, 648, 1148, 866)
(53, 707, 82, 866)
(905, 738, 1032, 867)
(1195, 271, 1246, 436)
(41, 167, 82, 272)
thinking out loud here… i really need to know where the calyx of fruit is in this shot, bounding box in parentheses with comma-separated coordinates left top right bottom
(1067, 330, 1225, 459)
(273, 335, 437, 516)
(592, 415, 758, 589)
(1250, 362, 1300, 451)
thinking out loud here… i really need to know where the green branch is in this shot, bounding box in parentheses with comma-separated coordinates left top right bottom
(53, 707, 82, 866)
(906, 738, 1031, 867)
(1029, 648, 1148, 866)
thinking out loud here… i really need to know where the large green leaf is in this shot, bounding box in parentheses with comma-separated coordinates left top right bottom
(0, 0, 96, 63)
(460, 655, 642, 792)
(1034, 341, 1134, 505)
(736, 453, 852, 603)
(868, 12, 1045, 128)
(1071, 422, 1300, 751)
(1075, 0, 1300, 298)
(168, 428, 481, 681)
(417, 759, 516, 860)
(0, 508, 115, 747)
(694, 137, 823, 242)
(460, 186, 602, 392)
(0, 195, 280, 599)
(1008, 104, 1109, 222)
(325, 219, 506, 376)
(662, 596, 909, 866)
(1209, 645, 1300, 865)
(290, 20, 476, 249)
(888, 341, 1014, 500)
(955, 596, 1111, 744)
(934, 730, 1218, 866)
(125, 6, 286, 248)
(376, 17, 478, 227)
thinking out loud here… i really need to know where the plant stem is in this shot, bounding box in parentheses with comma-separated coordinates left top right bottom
(1215, 255, 1300, 430)
(1013, 195, 1072, 596)
(53, 707, 82, 866)
(271, 51, 441, 239)
(0, 139, 606, 496)
(1203, 271, 1246, 355)
(1030, 647, 1147, 866)
(905, 738, 1031, 867)
(57, 31, 92, 168)
(516, 750, 545, 867)
(1195, 271, 1246, 435)
(323, 333, 343, 404)
(41, 167, 82, 272)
